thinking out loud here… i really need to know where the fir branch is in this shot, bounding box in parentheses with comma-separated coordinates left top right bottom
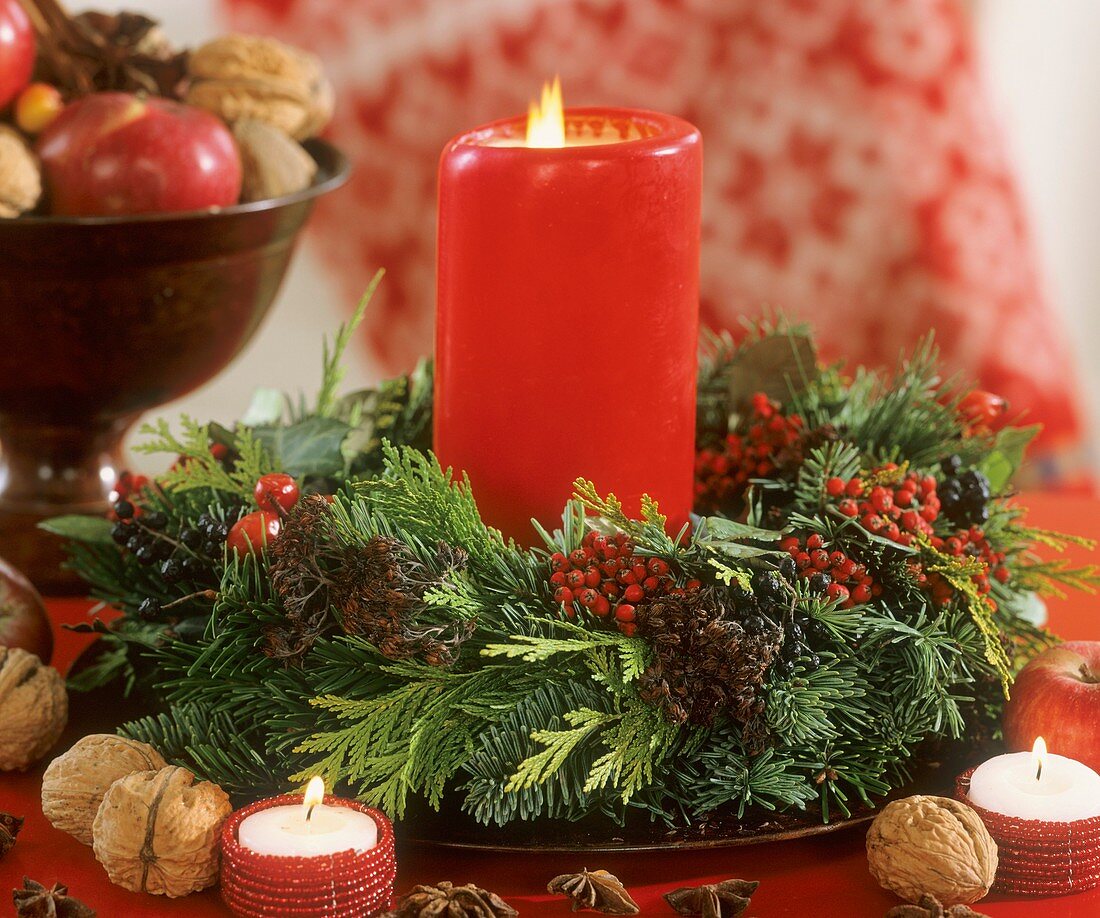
(316, 269, 384, 418)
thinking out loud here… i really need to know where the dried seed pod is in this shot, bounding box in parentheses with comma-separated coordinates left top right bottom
(664, 878, 759, 917)
(1, 812, 23, 859)
(0, 647, 67, 771)
(0, 126, 42, 218)
(233, 119, 318, 202)
(42, 734, 167, 845)
(186, 34, 333, 139)
(867, 796, 997, 907)
(12, 877, 95, 918)
(382, 881, 518, 917)
(92, 766, 231, 897)
(885, 893, 991, 917)
(547, 869, 639, 915)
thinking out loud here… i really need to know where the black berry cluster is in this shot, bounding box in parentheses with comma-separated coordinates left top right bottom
(937, 455, 992, 527)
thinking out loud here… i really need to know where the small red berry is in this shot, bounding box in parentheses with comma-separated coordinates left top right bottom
(593, 595, 611, 616)
(584, 568, 601, 588)
(826, 477, 846, 497)
(900, 510, 920, 532)
(578, 588, 600, 609)
(685, 579, 702, 591)
(647, 558, 670, 577)
(569, 549, 589, 566)
(554, 587, 574, 604)
(643, 576, 661, 593)
(624, 584, 645, 603)
(807, 533, 824, 550)
(618, 622, 638, 637)
(826, 582, 850, 602)
(254, 473, 300, 513)
(893, 489, 913, 508)
(227, 511, 281, 557)
(566, 569, 586, 589)
(838, 499, 859, 517)
(780, 536, 801, 553)
(851, 583, 872, 603)
(550, 552, 569, 572)
(845, 479, 864, 497)
(870, 487, 892, 513)
(550, 571, 567, 587)
(615, 603, 637, 623)
(810, 549, 830, 569)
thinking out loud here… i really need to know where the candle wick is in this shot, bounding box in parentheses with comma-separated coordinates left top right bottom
(306, 803, 317, 823)
(1036, 759, 1043, 782)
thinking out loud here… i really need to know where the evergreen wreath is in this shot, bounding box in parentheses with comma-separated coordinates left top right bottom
(45, 276, 1100, 829)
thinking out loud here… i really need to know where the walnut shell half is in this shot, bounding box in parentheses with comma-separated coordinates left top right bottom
(867, 795, 997, 907)
(93, 766, 231, 897)
(0, 126, 42, 218)
(43, 734, 167, 845)
(0, 647, 66, 771)
(186, 34, 333, 139)
(234, 119, 318, 202)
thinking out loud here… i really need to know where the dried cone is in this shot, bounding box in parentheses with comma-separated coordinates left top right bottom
(93, 766, 231, 897)
(0, 647, 66, 771)
(867, 796, 997, 906)
(42, 734, 167, 845)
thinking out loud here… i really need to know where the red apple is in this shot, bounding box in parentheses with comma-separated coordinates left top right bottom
(1003, 642, 1100, 773)
(0, 556, 52, 664)
(0, 0, 35, 109)
(37, 92, 242, 216)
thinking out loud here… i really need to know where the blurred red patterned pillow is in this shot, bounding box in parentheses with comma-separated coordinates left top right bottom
(223, 0, 1086, 481)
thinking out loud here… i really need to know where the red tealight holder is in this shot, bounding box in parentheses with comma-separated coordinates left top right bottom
(220, 795, 396, 918)
(956, 768, 1100, 896)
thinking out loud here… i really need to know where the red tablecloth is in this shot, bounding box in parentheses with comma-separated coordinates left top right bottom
(2, 492, 1098, 917)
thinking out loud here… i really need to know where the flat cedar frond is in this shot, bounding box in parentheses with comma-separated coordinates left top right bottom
(507, 707, 616, 792)
(1015, 559, 1100, 599)
(571, 479, 680, 553)
(583, 697, 681, 802)
(1007, 524, 1097, 552)
(135, 416, 272, 496)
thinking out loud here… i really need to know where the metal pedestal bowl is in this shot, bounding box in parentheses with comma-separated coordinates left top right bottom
(0, 139, 348, 592)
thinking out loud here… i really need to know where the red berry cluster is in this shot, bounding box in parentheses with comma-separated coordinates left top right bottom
(922, 526, 1008, 608)
(826, 467, 941, 546)
(549, 531, 699, 637)
(107, 471, 151, 520)
(695, 393, 804, 514)
(779, 533, 881, 609)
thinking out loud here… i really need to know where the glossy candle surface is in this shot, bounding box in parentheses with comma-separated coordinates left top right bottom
(968, 751, 1100, 822)
(237, 801, 377, 857)
(436, 108, 702, 541)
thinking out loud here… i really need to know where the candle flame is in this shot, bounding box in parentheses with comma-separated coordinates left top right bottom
(526, 77, 565, 148)
(303, 776, 325, 818)
(1032, 736, 1047, 782)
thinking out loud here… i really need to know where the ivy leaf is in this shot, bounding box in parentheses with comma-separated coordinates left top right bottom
(38, 515, 114, 544)
(253, 416, 352, 478)
(980, 424, 1041, 492)
(727, 332, 818, 409)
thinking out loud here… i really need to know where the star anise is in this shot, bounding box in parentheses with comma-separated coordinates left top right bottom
(664, 879, 758, 918)
(12, 878, 96, 918)
(547, 869, 639, 915)
(0, 812, 23, 860)
(22, 1, 188, 98)
(381, 881, 517, 917)
(885, 895, 990, 918)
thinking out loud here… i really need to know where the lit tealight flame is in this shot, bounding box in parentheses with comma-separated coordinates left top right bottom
(1033, 736, 1047, 782)
(526, 77, 565, 148)
(304, 776, 325, 822)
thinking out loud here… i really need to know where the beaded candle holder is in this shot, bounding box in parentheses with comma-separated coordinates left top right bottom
(220, 795, 396, 918)
(956, 768, 1100, 897)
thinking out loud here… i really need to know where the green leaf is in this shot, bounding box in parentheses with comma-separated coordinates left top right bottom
(253, 416, 352, 478)
(698, 517, 784, 542)
(980, 425, 1041, 492)
(38, 515, 114, 544)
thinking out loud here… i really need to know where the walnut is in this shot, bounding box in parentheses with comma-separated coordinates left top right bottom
(92, 766, 231, 897)
(867, 796, 997, 907)
(0, 126, 42, 218)
(42, 734, 167, 845)
(0, 647, 67, 771)
(186, 34, 334, 139)
(233, 119, 318, 202)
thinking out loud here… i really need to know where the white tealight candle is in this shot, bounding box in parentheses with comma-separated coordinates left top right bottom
(968, 737, 1100, 822)
(238, 777, 378, 857)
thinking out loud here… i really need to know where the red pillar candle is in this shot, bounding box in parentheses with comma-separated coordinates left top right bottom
(435, 107, 702, 541)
